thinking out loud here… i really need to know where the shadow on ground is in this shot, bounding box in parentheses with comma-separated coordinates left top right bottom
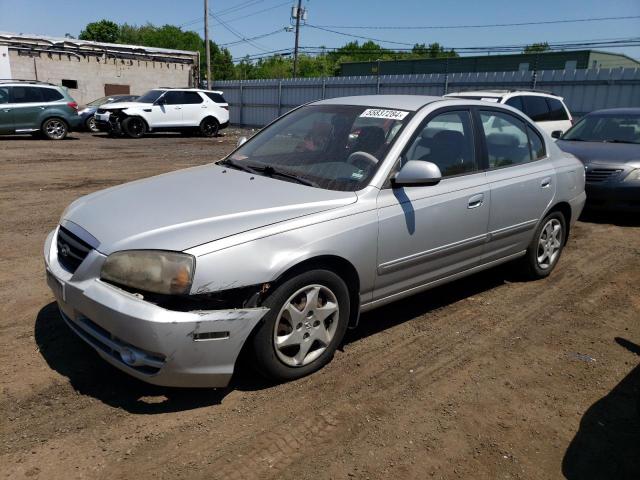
(562, 337, 640, 479)
(34, 264, 518, 414)
(579, 209, 640, 227)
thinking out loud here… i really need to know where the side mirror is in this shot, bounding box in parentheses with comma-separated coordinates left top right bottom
(236, 136, 248, 147)
(392, 160, 442, 187)
(551, 130, 562, 139)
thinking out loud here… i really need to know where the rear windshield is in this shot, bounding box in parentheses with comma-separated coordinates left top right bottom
(205, 92, 227, 104)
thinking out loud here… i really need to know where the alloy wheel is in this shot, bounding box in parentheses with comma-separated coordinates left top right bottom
(273, 284, 339, 367)
(45, 120, 66, 139)
(537, 218, 562, 269)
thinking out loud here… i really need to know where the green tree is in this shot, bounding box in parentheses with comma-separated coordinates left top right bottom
(79, 20, 119, 43)
(523, 42, 550, 53)
(411, 42, 458, 58)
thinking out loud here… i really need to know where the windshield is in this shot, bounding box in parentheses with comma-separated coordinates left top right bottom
(563, 114, 640, 144)
(137, 90, 165, 104)
(87, 96, 111, 106)
(226, 104, 412, 191)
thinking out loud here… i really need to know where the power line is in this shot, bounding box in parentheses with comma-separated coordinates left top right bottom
(305, 24, 416, 46)
(209, 10, 271, 52)
(312, 15, 640, 30)
(179, 0, 289, 28)
(219, 27, 287, 47)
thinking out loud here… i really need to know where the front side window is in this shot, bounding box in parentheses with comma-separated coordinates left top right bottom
(137, 90, 165, 103)
(480, 111, 534, 168)
(562, 114, 640, 144)
(163, 91, 184, 105)
(523, 96, 551, 122)
(403, 110, 477, 177)
(227, 104, 412, 191)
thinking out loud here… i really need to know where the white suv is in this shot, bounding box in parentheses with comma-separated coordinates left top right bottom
(445, 90, 573, 137)
(94, 88, 229, 138)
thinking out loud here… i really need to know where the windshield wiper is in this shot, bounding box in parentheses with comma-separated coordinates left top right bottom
(250, 165, 319, 187)
(218, 158, 259, 174)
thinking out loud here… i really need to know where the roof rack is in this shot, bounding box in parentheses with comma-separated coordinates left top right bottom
(507, 88, 555, 95)
(0, 79, 57, 86)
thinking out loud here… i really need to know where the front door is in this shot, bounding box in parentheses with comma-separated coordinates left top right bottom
(374, 109, 490, 302)
(477, 108, 556, 262)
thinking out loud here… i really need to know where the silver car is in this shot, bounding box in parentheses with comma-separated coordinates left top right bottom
(44, 95, 586, 387)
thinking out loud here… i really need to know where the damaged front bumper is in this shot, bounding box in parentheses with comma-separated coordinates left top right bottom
(43, 229, 269, 388)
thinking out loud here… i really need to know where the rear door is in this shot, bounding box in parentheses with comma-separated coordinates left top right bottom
(478, 108, 556, 262)
(0, 86, 13, 133)
(179, 91, 206, 127)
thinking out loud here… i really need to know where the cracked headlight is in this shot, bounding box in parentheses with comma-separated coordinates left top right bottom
(623, 168, 640, 182)
(101, 250, 195, 295)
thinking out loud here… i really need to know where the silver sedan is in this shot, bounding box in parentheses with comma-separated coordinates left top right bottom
(44, 95, 586, 387)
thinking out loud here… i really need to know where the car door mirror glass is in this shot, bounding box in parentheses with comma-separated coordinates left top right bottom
(392, 160, 442, 187)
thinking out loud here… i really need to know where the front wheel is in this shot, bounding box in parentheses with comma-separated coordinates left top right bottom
(251, 270, 350, 382)
(522, 211, 566, 279)
(121, 116, 146, 138)
(42, 118, 68, 140)
(86, 115, 99, 133)
(199, 117, 219, 137)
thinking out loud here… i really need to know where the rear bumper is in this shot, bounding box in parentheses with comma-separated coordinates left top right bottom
(44, 228, 269, 388)
(585, 183, 640, 212)
(67, 115, 83, 131)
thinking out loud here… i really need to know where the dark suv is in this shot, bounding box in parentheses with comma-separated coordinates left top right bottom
(0, 80, 82, 139)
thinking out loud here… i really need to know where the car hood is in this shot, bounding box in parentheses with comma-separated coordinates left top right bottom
(61, 165, 358, 255)
(102, 101, 151, 110)
(556, 140, 640, 166)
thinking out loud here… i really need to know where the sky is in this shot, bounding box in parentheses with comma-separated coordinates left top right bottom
(0, 0, 639, 61)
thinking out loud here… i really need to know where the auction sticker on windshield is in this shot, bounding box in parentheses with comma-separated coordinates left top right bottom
(359, 109, 409, 120)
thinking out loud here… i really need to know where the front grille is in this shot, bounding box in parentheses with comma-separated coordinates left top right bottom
(585, 168, 623, 183)
(57, 226, 92, 273)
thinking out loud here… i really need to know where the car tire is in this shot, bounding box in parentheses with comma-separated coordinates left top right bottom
(121, 116, 147, 138)
(41, 118, 68, 140)
(251, 269, 350, 382)
(522, 211, 566, 279)
(85, 116, 99, 133)
(199, 117, 219, 137)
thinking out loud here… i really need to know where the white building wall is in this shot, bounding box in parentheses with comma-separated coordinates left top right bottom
(8, 50, 194, 104)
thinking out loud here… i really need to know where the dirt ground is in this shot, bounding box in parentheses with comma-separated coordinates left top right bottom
(1, 130, 639, 480)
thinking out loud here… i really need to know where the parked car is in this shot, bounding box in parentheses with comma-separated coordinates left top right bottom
(93, 88, 229, 138)
(0, 80, 81, 139)
(44, 95, 586, 387)
(78, 94, 139, 132)
(445, 90, 573, 136)
(556, 108, 640, 212)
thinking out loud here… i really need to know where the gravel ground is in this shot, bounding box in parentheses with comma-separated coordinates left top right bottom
(1, 130, 639, 480)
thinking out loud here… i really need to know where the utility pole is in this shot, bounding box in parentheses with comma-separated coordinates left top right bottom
(204, 0, 211, 88)
(292, 0, 302, 77)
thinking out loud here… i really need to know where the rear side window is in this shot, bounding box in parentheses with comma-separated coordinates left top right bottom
(41, 88, 64, 102)
(546, 97, 569, 121)
(504, 96, 524, 112)
(527, 126, 546, 159)
(205, 92, 227, 104)
(480, 110, 533, 168)
(182, 91, 203, 104)
(523, 96, 551, 122)
(10, 86, 44, 103)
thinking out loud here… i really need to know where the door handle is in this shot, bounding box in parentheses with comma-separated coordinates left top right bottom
(175, 106, 182, 110)
(540, 177, 551, 189)
(467, 193, 484, 209)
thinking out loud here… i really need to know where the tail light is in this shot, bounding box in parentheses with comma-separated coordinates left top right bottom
(222, 105, 229, 111)
(67, 101, 78, 111)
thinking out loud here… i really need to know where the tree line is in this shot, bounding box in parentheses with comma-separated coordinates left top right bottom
(78, 20, 548, 80)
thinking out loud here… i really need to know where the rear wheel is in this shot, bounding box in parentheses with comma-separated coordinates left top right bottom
(121, 116, 146, 138)
(199, 117, 219, 137)
(522, 211, 566, 279)
(42, 118, 68, 140)
(251, 269, 350, 382)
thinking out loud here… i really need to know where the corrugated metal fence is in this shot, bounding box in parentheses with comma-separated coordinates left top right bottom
(213, 68, 640, 126)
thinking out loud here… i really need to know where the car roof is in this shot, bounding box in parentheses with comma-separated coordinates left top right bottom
(312, 94, 442, 111)
(586, 107, 640, 116)
(154, 87, 224, 94)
